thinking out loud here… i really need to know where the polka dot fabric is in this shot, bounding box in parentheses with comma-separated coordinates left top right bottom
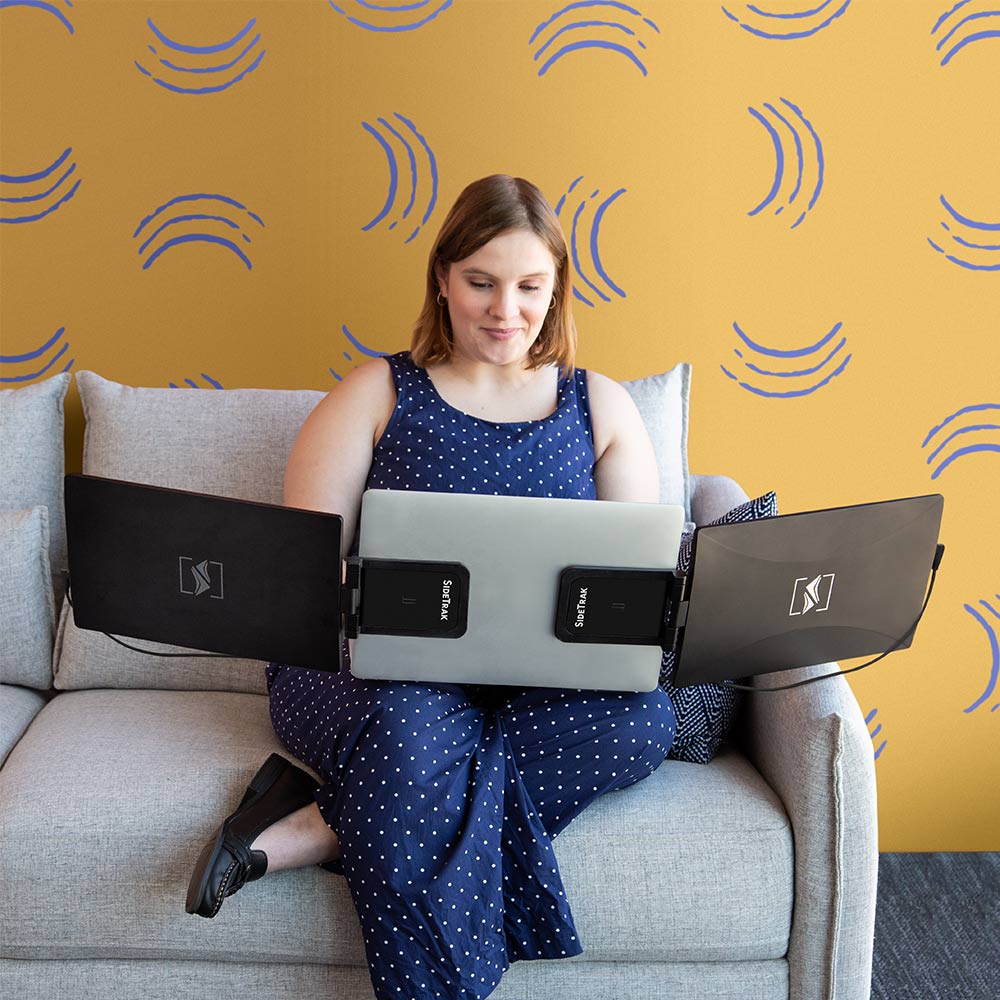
(265, 351, 677, 999)
(364, 351, 597, 503)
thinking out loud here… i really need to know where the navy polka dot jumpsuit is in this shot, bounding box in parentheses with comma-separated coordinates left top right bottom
(265, 351, 676, 1000)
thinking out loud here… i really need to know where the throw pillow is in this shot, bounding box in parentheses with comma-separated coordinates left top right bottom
(0, 507, 57, 690)
(661, 491, 779, 764)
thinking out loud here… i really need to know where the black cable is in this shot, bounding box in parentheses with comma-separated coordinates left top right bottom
(716, 543, 944, 693)
(64, 579, 245, 659)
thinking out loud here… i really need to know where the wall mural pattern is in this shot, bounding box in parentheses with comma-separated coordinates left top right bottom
(134, 16, 267, 95)
(361, 113, 439, 244)
(554, 176, 629, 308)
(720, 321, 850, 398)
(0, 147, 81, 225)
(746, 97, 824, 229)
(1, 0, 996, 850)
(962, 596, 1000, 714)
(528, 2, 662, 77)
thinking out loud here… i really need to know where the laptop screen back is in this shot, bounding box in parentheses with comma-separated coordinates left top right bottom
(65, 474, 344, 670)
(672, 494, 944, 686)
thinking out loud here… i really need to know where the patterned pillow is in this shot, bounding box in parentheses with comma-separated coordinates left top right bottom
(661, 491, 779, 764)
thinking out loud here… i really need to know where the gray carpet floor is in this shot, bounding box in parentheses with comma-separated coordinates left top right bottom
(872, 852, 999, 999)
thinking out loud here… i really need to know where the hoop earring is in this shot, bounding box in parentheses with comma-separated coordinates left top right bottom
(548, 297, 556, 312)
(436, 291, 447, 306)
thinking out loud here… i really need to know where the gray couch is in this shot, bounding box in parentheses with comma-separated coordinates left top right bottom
(0, 370, 878, 999)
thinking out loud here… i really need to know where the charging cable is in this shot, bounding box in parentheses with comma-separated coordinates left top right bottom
(716, 543, 945, 692)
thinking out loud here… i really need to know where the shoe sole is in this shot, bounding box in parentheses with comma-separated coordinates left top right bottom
(185, 753, 288, 917)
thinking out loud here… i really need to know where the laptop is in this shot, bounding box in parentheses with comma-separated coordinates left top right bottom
(669, 494, 944, 686)
(349, 488, 686, 691)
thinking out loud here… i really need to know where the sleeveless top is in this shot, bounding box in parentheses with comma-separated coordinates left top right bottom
(364, 351, 598, 501)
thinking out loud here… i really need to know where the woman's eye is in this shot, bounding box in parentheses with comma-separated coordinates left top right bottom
(469, 280, 491, 289)
(521, 285, 540, 292)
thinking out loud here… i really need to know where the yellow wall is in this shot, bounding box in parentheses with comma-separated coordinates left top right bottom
(2, 0, 997, 850)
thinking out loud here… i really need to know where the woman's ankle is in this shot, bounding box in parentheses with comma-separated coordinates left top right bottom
(250, 802, 340, 872)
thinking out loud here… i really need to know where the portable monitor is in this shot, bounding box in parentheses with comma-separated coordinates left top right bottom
(64, 474, 344, 670)
(669, 494, 944, 686)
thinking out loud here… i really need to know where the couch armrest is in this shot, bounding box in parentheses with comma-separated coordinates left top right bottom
(739, 664, 878, 1000)
(0, 683, 48, 769)
(689, 473, 749, 526)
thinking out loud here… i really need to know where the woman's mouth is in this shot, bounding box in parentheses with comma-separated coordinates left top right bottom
(482, 327, 522, 340)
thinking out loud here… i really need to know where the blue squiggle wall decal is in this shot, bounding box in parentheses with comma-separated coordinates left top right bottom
(747, 98, 824, 229)
(928, 194, 1000, 271)
(921, 402, 1000, 479)
(133, 194, 265, 270)
(962, 597, 1000, 713)
(328, 0, 452, 33)
(721, 321, 851, 398)
(168, 374, 224, 389)
(722, 0, 852, 40)
(0, 0, 74, 35)
(135, 17, 266, 95)
(360, 113, 438, 244)
(0, 326, 74, 383)
(529, 2, 661, 77)
(329, 324, 389, 381)
(932, 1, 1000, 66)
(865, 707, 887, 760)
(0, 147, 81, 224)
(554, 176, 627, 308)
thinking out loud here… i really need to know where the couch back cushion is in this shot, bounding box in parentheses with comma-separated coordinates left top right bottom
(0, 373, 71, 597)
(54, 365, 690, 692)
(0, 507, 57, 689)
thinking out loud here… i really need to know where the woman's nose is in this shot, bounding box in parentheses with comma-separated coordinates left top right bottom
(489, 287, 519, 318)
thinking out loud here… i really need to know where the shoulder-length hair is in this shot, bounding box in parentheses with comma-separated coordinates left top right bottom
(411, 175, 577, 375)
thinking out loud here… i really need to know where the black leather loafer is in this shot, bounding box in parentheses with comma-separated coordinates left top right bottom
(185, 752, 320, 918)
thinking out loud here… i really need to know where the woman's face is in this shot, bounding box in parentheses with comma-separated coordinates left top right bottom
(437, 228, 557, 370)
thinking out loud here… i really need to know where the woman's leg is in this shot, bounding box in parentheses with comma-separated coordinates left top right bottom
(266, 662, 521, 1000)
(497, 685, 676, 839)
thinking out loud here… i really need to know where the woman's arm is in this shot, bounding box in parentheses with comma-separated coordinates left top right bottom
(586, 370, 660, 503)
(284, 358, 396, 549)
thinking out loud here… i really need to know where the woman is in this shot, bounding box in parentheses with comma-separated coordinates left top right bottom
(186, 175, 677, 999)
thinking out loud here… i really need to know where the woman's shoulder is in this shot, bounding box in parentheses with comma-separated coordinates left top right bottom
(584, 368, 638, 414)
(310, 355, 397, 425)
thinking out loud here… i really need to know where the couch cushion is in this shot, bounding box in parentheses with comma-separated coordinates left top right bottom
(0, 683, 48, 768)
(0, 688, 791, 965)
(0, 372, 71, 606)
(0, 508, 57, 690)
(53, 371, 325, 693)
(620, 363, 691, 518)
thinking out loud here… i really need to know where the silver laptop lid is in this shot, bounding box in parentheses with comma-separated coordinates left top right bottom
(350, 490, 686, 692)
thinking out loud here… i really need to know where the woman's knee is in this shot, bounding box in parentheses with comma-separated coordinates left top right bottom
(616, 687, 676, 760)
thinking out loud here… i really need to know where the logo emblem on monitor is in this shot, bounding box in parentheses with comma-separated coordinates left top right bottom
(789, 573, 834, 616)
(179, 557, 224, 599)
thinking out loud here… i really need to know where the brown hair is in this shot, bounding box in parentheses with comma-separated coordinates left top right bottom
(410, 175, 577, 375)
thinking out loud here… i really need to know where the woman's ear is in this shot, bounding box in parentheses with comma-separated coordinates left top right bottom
(434, 259, 448, 298)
